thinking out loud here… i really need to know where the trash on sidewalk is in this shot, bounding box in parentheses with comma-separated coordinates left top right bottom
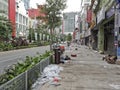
(60, 55, 71, 63)
(109, 84, 120, 89)
(102, 55, 117, 64)
(71, 54, 77, 57)
(31, 64, 63, 89)
(115, 60, 120, 65)
(50, 81, 61, 86)
(75, 48, 78, 50)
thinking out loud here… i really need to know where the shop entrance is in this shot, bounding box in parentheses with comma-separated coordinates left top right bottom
(104, 19, 115, 55)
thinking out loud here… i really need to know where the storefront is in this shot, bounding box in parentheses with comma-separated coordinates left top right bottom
(91, 25, 98, 50)
(101, 5, 115, 55)
(97, 6, 105, 53)
(103, 18, 115, 55)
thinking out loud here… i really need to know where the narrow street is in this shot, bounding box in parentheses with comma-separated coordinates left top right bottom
(0, 46, 50, 74)
(39, 44, 120, 90)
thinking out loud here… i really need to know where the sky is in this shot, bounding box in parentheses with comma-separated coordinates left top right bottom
(30, 0, 81, 12)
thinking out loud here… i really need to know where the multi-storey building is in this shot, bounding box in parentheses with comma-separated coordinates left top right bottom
(94, 0, 115, 55)
(80, 0, 91, 45)
(23, 0, 30, 10)
(0, 0, 8, 17)
(8, 0, 29, 38)
(16, 0, 29, 37)
(87, 0, 116, 56)
(63, 12, 77, 35)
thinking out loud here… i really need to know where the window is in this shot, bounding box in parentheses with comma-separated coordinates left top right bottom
(23, 16, 25, 24)
(16, 12, 18, 22)
(26, 18, 28, 25)
(19, 24, 22, 31)
(19, 14, 22, 23)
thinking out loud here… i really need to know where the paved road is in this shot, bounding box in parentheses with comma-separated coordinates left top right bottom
(0, 46, 50, 74)
(38, 44, 120, 90)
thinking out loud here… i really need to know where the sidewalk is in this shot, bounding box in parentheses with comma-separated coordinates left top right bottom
(35, 44, 120, 90)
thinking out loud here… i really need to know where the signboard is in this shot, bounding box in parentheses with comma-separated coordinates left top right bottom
(115, 9, 120, 28)
(97, 7, 105, 24)
(116, 0, 120, 3)
(106, 6, 115, 18)
(86, 10, 92, 23)
(117, 47, 120, 59)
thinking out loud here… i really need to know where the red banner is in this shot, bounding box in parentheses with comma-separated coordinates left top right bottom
(86, 10, 92, 23)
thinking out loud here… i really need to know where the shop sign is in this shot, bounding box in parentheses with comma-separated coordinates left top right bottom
(106, 6, 115, 19)
(115, 9, 120, 28)
(116, 0, 120, 3)
(117, 47, 120, 59)
(86, 10, 92, 23)
(97, 7, 105, 24)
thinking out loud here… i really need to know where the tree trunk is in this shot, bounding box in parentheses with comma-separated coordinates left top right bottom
(50, 28, 53, 50)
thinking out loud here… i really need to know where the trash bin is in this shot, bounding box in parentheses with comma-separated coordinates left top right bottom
(60, 45, 65, 54)
(54, 47, 61, 64)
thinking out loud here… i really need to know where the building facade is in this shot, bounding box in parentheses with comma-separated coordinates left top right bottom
(80, 0, 91, 46)
(95, 0, 115, 54)
(23, 0, 30, 10)
(16, 0, 29, 37)
(63, 12, 77, 35)
(0, 0, 8, 17)
(87, 0, 117, 56)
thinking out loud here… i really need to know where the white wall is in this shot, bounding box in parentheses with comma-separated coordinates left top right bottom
(16, 0, 29, 38)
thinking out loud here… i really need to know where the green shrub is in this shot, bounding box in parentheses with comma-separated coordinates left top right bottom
(0, 42, 13, 51)
(0, 51, 52, 85)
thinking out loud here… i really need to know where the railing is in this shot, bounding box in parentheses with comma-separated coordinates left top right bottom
(0, 56, 51, 90)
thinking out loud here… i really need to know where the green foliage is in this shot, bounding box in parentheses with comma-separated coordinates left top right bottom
(60, 34, 66, 42)
(36, 24, 44, 42)
(0, 16, 12, 42)
(44, 41, 50, 45)
(28, 28, 35, 42)
(67, 33, 72, 41)
(37, 0, 66, 50)
(0, 42, 13, 51)
(0, 51, 52, 85)
(39, 0, 66, 30)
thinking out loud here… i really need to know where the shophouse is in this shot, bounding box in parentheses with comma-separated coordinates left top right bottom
(80, 0, 91, 46)
(95, 0, 115, 55)
(87, 0, 99, 50)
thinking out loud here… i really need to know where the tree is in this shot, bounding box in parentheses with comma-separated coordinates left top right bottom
(28, 28, 35, 42)
(38, 0, 67, 49)
(67, 33, 72, 41)
(36, 23, 47, 42)
(0, 16, 12, 42)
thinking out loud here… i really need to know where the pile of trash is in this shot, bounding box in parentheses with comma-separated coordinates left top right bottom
(32, 64, 63, 89)
(60, 55, 71, 64)
(102, 55, 117, 64)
